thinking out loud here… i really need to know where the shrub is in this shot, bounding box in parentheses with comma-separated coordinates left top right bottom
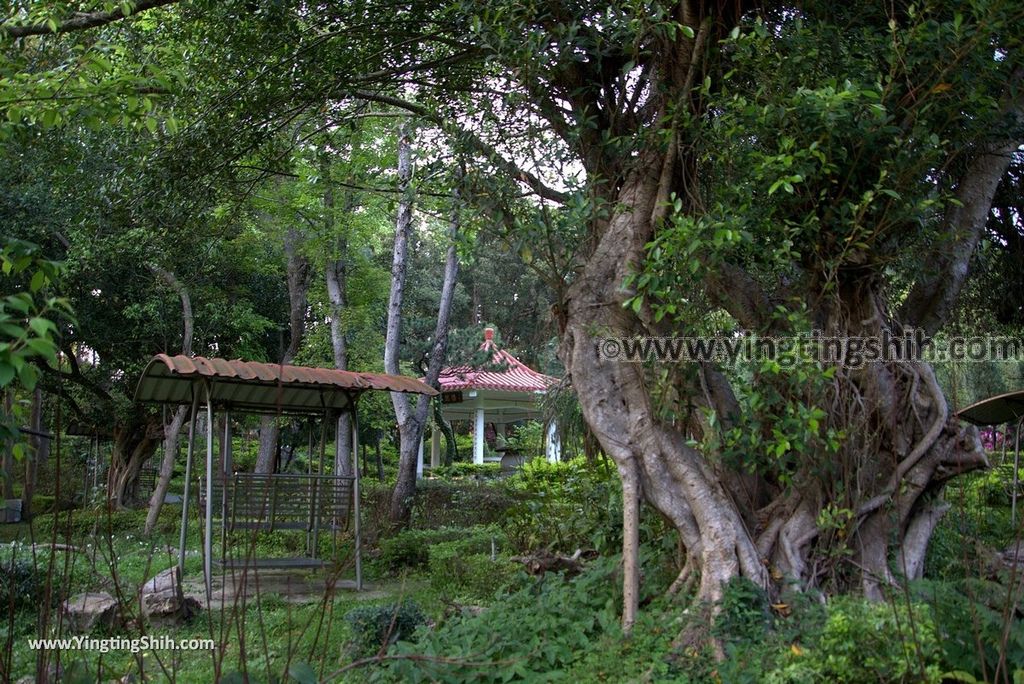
(0, 559, 46, 613)
(31, 507, 143, 539)
(502, 457, 619, 553)
(377, 526, 506, 575)
(912, 578, 1024, 679)
(377, 555, 622, 683)
(504, 421, 544, 458)
(29, 495, 57, 516)
(408, 480, 520, 529)
(427, 544, 518, 602)
(429, 463, 502, 480)
(713, 576, 774, 647)
(766, 596, 943, 683)
(344, 601, 427, 659)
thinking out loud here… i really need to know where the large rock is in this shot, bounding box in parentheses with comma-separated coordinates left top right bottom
(63, 592, 120, 633)
(139, 566, 199, 626)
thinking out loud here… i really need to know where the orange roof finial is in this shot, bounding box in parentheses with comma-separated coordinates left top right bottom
(484, 327, 495, 342)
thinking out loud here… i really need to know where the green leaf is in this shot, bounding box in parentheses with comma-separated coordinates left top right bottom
(28, 317, 54, 337)
(288, 661, 318, 684)
(29, 270, 46, 293)
(680, 25, 695, 39)
(4, 295, 30, 314)
(18, 362, 37, 391)
(25, 337, 56, 358)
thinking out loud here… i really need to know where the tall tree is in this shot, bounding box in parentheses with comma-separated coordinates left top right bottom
(383, 123, 462, 523)
(144, 265, 193, 534)
(254, 225, 312, 474)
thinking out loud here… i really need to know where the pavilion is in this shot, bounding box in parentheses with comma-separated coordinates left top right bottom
(419, 328, 560, 475)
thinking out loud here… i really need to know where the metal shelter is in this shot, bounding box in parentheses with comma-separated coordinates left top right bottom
(956, 389, 1024, 524)
(134, 354, 438, 601)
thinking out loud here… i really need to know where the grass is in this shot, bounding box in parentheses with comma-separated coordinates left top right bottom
(0, 505, 450, 683)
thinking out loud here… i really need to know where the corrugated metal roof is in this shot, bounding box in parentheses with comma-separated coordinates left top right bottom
(956, 389, 1024, 426)
(135, 354, 437, 415)
(435, 329, 558, 394)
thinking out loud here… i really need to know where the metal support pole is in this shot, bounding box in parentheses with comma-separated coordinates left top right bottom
(221, 410, 231, 564)
(312, 415, 326, 560)
(306, 421, 315, 556)
(352, 407, 362, 591)
(1013, 417, 1022, 526)
(178, 389, 201, 577)
(203, 382, 214, 604)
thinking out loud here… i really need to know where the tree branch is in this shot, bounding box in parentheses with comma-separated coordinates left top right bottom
(351, 89, 570, 204)
(900, 66, 1024, 335)
(1, 0, 181, 38)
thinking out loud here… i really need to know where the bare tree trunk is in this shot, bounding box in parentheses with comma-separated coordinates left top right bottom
(144, 406, 187, 533)
(2, 391, 14, 500)
(323, 150, 354, 478)
(619, 458, 640, 632)
(145, 265, 194, 535)
(255, 227, 312, 473)
(22, 388, 48, 518)
(375, 438, 384, 482)
(386, 135, 463, 524)
(432, 400, 457, 466)
(384, 121, 417, 520)
(108, 423, 160, 508)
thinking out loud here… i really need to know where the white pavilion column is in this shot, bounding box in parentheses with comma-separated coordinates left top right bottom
(474, 407, 485, 464)
(430, 427, 441, 468)
(546, 420, 561, 463)
(416, 435, 424, 479)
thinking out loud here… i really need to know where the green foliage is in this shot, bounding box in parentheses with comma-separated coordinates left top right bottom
(0, 238, 67, 390)
(912, 578, 1024, 680)
(503, 421, 544, 457)
(376, 525, 505, 575)
(32, 506, 146, 539)
(962, 462, 1023, 508)
(0, 558, 47, 613)
(766, 596, 943, 684)
(502, 457, 619, 553)
(0, 237, 71, 463)
(427, 544, 517, 602)
(344, 601, 427, 659)
(926, 485, 1015, 580)
(408, 480, 520, 530)
(430, 462, 502, 480)
(377, 556, 622, 683)
(712, 577, 774, 647)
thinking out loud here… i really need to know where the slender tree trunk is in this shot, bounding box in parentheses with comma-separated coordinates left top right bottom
(144, 406, 187, 534)
(323, 150, 354, 478)
(384, 121, 417, 519)
(145, 265, 194, 535)
(2, 391, 14, 501)
(432, 400, 457, 466)
(375, 438, 384, 482)
(386, 136, 463, 524)
(22, 389, 48, 518)
(255, 227, 312, 473)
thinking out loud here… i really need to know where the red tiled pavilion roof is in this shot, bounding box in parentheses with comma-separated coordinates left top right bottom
(436, 328, 557, 393)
